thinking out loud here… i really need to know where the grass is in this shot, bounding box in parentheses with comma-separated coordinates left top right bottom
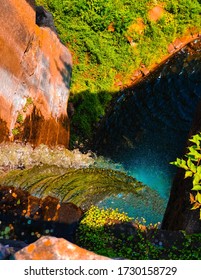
(35, 0, 201, 143)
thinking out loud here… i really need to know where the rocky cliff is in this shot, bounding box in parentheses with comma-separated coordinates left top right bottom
(0, 0, 72, 147)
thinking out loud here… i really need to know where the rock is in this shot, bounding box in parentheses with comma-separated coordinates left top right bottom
(147, 229, 186, 249)
(14, 236, 110, 260)
(167, 43, 175, 54)
(140, 65, 150, 76)
(173, 38, 183, 49)
(25, 0, 35, 8)
(36, 6, 57, 33)
(131, 70, 142, 82)
(148, 6, 164, 22)
(0, 0, 72, 147)
(0, 186, 83, 243)
(0, 239, 27, 259)
(67, 102, 75, 118)
(0, 244, 12, 260)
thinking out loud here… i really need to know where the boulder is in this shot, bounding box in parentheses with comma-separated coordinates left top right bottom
(0, 0, 72, 147)
(0, 240, 27, 259)
(14, 236, 110, 260)
(0, 186, 83, 243)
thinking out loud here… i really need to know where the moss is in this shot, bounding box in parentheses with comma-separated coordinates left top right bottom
(0, 164, 145, 208)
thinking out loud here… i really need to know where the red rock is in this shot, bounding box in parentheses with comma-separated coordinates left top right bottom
(167, 43, 175, 54)
(0, 0, 72, 147)
(173, 38, 183, 49)
(140, 66, 149, 76)
(15, 236, 110, 260)
(148, 6, 164, 22)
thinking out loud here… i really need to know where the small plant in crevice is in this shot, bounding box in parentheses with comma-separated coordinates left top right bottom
(23, 97, 33, 113)
(16, 113, 24, 124)
(11, 128, 20, 136)
(170, 132, 201, 219)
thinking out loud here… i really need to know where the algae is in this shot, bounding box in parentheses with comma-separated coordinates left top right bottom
(0, 164, 145, 209)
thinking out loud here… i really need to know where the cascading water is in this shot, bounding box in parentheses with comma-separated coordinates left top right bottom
(93, 39, 201, 223)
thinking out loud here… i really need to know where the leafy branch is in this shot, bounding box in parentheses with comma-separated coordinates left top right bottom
(171, 133, 201, 219)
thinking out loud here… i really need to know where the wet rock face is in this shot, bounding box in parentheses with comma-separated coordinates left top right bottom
(0, 186, 83, 243)
(0, 0, 72, 147)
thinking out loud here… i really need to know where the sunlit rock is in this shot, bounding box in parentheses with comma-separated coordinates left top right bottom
(15, 236, 110, 260)
(0, 0, 72, 147)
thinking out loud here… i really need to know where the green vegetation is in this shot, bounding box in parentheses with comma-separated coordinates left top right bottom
(76, 205, 201, 259)
(23, 97, 33, 113)
(26, 97, 33, 105)
(16, 113, 24, 124)
(171, 132, 201, 219)
(11, 128, 20, 136)
(36, 0, 201, 143)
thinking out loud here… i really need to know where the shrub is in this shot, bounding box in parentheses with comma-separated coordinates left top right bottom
(76, 206, 161, 259)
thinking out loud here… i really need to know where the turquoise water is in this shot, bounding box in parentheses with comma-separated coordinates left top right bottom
(95, 40, 201, 223)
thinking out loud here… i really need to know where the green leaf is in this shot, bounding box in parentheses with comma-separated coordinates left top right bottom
(193, 173, 201, 185)
(197, 166, 201, 174)
(192, 185, 201, 191)
(189, 134, 201, 148)
(195, 192, 201, 204)
(187, 158, 196, 172)
(189, 138, 199, 146)
(184, 170, 193, 179)
(177, 159, 188, 170)
(189, 146, 201, 159)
